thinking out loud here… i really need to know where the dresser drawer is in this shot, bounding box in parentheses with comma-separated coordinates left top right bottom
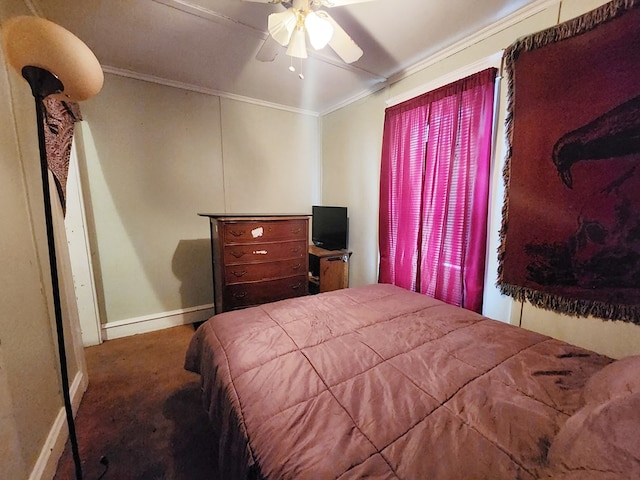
(222, 219, 307, 244)
(224, 258, 305, 285)
(223, 240, 306, 264)
(223, 275, 308, 310)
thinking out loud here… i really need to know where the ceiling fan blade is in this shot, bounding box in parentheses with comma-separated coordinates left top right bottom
(242, 0, 286, 4)
(256, 36, 280, 62)
(322, 12, 363, 63)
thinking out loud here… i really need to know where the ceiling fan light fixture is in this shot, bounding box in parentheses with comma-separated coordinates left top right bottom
(286, 26, 307, 58)
(305, 11, 333, 50)
(267, 8, 297, 46)
(252, 0, 367, 67)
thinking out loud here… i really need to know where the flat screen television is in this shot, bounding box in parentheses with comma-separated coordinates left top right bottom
(312, 205, 348, 251)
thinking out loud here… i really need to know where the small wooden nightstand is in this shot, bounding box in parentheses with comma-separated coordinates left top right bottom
(308, 245, 352, 294)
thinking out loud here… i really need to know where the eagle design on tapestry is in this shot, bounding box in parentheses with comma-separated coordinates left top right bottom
(524, 94, 640, 290)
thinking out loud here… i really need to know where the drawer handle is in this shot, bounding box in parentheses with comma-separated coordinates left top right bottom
(229, 230, 245, 237)
(291, 263, 301, 271)
(233, 292, 247, 299)
(291, 228, 302, 234)
(291, 282, 302, 290)
(231, 270, 247, 278)
(291, 247, 301, 253)
(230, 251, 246, 258)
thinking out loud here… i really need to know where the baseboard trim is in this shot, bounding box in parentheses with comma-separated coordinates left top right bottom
(29, 370, 86, 480)
(101, 304, 215, 340)
(28, 305, 215, 479)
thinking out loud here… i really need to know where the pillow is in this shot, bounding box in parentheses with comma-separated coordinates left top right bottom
(583, 355, 640, 405)
(543, 392, 640, 479)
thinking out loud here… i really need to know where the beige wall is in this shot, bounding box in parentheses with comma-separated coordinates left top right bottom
(0, 0, 83, 476)
(77, 74, 321, 326)
(78, 75, 224, 323)
(321, 0, 640, 359)
(220, 97, 320, 213)
(321, 91, 387, 287)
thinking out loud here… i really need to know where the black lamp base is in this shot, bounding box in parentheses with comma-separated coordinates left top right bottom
(24, 65, 84, 480)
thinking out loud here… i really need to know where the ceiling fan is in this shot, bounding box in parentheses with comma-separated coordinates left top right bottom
(243, 0, 374, 64)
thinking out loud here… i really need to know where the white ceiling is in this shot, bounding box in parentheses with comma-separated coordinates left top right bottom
(32, 0, 540, 114)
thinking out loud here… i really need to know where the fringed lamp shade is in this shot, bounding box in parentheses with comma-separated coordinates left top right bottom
(2, 15, 103, 101)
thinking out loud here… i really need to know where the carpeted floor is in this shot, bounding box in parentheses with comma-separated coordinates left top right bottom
(54, 324, 219, 480)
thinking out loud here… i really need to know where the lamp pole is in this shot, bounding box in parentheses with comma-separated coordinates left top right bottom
(23, 65, 84, 480)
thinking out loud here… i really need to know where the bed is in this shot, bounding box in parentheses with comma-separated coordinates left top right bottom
(185, 283, 640, 479)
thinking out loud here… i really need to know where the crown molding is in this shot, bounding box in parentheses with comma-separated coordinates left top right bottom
(324, 0, 560, 114)
(386, 0, 560, 86)
(385, 51, 504, 107)
(101, 65, 319, 117)
(321, 81, 387, 116)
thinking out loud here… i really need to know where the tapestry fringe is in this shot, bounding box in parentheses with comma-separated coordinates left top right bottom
(497, 0, 640, 323)
(504, 0, 639, 62)
(499, 283, 640, 325)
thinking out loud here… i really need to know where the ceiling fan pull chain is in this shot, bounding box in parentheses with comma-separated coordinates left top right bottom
(299, 57, 304, 80)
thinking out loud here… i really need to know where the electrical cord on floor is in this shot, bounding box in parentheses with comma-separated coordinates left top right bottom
(96, 456, 109, 480)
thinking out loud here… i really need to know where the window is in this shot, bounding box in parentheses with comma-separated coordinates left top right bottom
(379, 68, 497, 313)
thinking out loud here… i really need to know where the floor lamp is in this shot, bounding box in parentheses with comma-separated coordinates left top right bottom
(2, 16, 103, 480)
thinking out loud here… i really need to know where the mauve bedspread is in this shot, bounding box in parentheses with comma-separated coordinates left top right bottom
(184, 283, 636, 479)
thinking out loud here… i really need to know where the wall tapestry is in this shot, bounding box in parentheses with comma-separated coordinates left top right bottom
(498, 0, 640, 323)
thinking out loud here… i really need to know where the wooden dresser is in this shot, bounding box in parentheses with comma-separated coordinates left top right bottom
(200, 214, 309, 313)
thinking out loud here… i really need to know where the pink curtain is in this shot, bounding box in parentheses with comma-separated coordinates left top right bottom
(379, 68, 497, 312)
